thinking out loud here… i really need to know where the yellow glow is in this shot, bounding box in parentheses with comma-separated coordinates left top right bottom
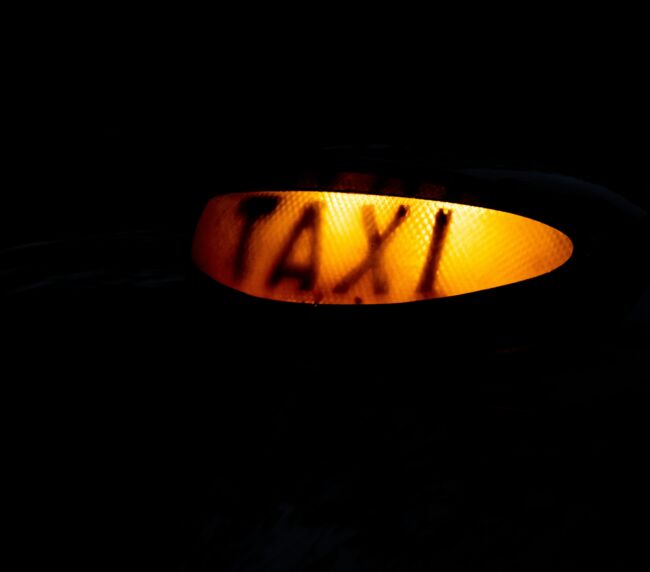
(192, 191, 574, 304)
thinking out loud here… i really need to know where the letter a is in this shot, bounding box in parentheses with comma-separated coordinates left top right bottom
(268, 203, 323, 291)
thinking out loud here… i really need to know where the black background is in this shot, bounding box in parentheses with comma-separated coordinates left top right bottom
(4, 98, 650, 572)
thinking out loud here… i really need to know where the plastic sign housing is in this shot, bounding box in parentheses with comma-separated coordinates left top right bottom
(192, 190, 574, 305)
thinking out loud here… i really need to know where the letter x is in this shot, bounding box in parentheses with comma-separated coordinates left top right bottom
(334, 204, 409, 295)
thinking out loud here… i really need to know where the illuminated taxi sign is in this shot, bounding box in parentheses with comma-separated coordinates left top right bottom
(192, 191, 574, 304)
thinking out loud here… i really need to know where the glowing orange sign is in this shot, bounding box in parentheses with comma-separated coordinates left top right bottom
(192, 191, 574, 304)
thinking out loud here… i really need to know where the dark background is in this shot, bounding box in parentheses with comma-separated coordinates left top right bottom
(4, 115, 649, 571)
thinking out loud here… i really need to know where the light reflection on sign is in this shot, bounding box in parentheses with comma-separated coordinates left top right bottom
(192, 191, 574, 304)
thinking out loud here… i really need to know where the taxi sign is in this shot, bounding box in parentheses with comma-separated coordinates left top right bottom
(192, 190, 573, 305)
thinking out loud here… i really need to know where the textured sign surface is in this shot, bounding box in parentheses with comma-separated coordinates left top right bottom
(193, 191, 574, 304)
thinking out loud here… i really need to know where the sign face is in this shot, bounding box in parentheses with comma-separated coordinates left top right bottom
(192, 191, 574, 305)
